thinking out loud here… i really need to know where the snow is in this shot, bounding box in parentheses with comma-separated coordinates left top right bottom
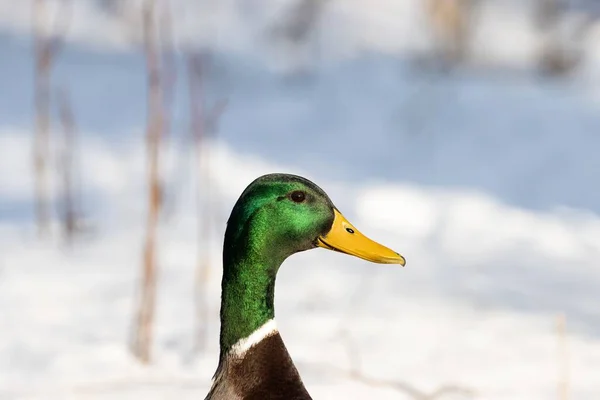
(1, 0, 600, 399)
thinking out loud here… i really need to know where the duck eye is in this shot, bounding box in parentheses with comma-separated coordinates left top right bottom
(290, 190, 306, 203)
(346, 228, 355, 234)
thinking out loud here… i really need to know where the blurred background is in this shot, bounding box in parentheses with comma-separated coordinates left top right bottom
(1, 0, 600, 399)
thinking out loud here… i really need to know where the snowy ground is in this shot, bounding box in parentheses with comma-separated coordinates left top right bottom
(2, 1, 600, 399)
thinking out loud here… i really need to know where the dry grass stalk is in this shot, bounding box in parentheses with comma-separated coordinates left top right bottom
(424, 0, 475, 66)
(56, 87, 79, 243)
(32, 0, 71, 237)
(130, 0, 166, 364)
(187, 53, 227, 353)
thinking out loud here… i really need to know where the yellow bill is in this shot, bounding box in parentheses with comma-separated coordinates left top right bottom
(317, 209, 406, 266)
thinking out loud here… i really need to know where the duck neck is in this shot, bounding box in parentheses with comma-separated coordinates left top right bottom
(219, 235, 283, 357)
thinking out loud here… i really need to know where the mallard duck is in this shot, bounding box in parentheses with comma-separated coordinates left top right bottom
(205, 173, 405, 400)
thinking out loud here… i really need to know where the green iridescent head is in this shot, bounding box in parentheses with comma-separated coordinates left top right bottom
(224, 174, 336, 269)
(218, 173, 405, 353)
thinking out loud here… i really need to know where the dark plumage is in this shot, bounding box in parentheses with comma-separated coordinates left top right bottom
(205, 333, 311, 400)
